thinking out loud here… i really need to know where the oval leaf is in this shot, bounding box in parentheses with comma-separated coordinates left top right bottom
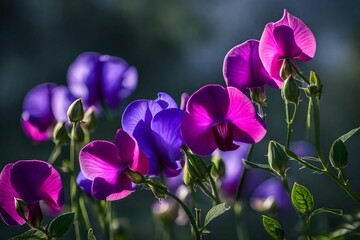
(291, 182, 314, 214)
(262, 215, 284, 240)
(204, 203, 230, 227)
(9, 229, 46, 240)
(48, 212, 75, 238)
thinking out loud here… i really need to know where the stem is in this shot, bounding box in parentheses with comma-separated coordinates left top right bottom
(285, 101, 298, 149)
(105, 201, 114, 240)
(198, 182, 219, 204)
(290, 61, 310, 85)
(280, 175, 291, 195)
(48, 144, 61, 164)
(70, 122, 80, 240)
(208, 175, 221, 205)
(234, 201, 247, 240)
(78, 195, 90, 230)
(236, 145, 254, 201)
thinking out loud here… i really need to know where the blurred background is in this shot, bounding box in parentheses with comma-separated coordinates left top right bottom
(1, 0, 360, 239)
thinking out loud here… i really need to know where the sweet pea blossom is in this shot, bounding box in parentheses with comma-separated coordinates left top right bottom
(181, 84, 266, 156)
(259, 9, 316, 87)
(0, 160, 64, 226)
(79, 129, 149, 200)
(68, 52, 138, 109)
(223, 40, 275, 90)
(122, 93, 184, 177)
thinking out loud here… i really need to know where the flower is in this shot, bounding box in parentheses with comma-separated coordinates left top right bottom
(76, 171, 92, 196)
(223, 40, 275, 90)
(181, 84, 266, 156)
(67, 52, 138, 109)
(122, 93, 184, 177)
(0, 160, 64, 226)
(259, 9, 316, 87)
(79, 129, 149, 200)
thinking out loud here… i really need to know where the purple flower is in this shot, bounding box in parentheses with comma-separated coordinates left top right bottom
(76, 171, 92, 196)
(122, 93, 184, 177)
(0, 160, 64, 226)
(181, 84, 266, 156)
(223, 40, 275, 90)
(250, 178, 291, 212)
(259, 9, 316, 87)
(67, 52, 138, 109)
(79, 129, 149, 200)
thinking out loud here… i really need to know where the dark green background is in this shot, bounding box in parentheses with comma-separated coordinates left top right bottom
(1, 1, 360, 239)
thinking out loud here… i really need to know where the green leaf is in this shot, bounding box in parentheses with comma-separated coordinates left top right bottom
(88, 228, 96, 240)
(203, 203, 230, 227)
(48, 212, 75, 238)
(262, 215, 284, 240)
(243, 160, 273, 173)
(310, 207, 343, 219)
(339, 127, 360, 143)
(291, 183, 314, 214)
(329, 139, 348, 169)
(9, 229, 46, 240)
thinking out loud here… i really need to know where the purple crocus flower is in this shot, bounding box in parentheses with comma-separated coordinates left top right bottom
(250, 178, 291, 212)
(223, 40, 275, 90)
(67, 52, 138, 110)
(259, 9, 316, 87)
(122, 93, 184, 177)
(79, 129, 149, 201)
(0, 160, 64, 226)
(181, 84, 266, 156)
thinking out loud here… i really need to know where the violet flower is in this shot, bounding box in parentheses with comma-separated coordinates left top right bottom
(181, 84, 266, 156)
(259, 9, 316, 87)
(223, 40, 275, 90)
(79, 129, 149, 200)
(122, 93, 184, 177)
(0, 160, 64, 226)
(68, 52, 138, 109)
(76, 171, 92, 196)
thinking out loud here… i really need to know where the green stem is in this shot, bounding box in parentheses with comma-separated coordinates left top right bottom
(290, 61, 310, 85)
(285, 101, 298, 149)
(280, 175, 291, 195)
(70, 122, 80, 240)
(48, 144, 62, 164)
(198, 182, 219, 204)
(235, 145, 254, 201)
(78, 195, 90, 230)
(208, 175, 221, 205)
(105, 201, 114, 240)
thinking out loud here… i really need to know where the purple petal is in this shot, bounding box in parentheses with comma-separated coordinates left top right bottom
(211, 122, 239, 152)
(151, 109, 184, 177)
(51, 86, 76, 122)
(100, 56, 137, 109)
(155, 92, 178, 109)
(223, 40, 275, 90)
(180, 92, 190, 110)
(226, 87, 266, 144)
(21, 114, 52, 143)
(67, 52, 101, 107)
(76, 171, 93, 196)
(79, 141, 125, 183)
(0, 164, 24, 225)
(91, 173, 135, 201)
(113, 129, 149, 175)
(9, 160, 64, 212)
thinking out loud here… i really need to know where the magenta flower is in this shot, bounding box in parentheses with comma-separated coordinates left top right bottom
(223, 40, 275, 90)
(0, 160, 64, 226)
(181, 84, 266, 156)
(79, 129, 149, 201)
(259, 9, 316, 87)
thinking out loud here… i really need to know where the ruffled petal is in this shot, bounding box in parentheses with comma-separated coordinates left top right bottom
(51, 86, 76, 122)
(76, 171, 93, 196)
(151, 109, 184, 177)
(114, 129, 149, 175)
(0, 164, 24, 225)
(156, 92, 178, 109)
(79, 141, 124, 182)
(226, 87, 266, 143)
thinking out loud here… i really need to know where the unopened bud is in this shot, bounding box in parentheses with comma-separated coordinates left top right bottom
(15, 198, 28, 219)
(309, 71, 323, 100)
(329, 139, 348, 169)
(67, 99, 84, 123)
(250, 88, 266, 106)
(210, 157, 225, 179)
(281, 77, 299, 104)
(53, 122, 70, 145)
(280, 59, 295, 80)
(126, 170, 146, 184)
(82, 106, 98, 132)
(183, 159, 194, 186)
(268, 141, 288, 176)
(186, 154, 209, 182)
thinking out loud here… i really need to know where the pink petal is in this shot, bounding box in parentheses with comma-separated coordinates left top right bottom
(21, 114, 53, 143)
(226, 87, 266, 143)
(79, 141, 124, 183)
(114, 129, 149, 175)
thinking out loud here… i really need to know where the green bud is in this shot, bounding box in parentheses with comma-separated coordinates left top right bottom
(53, 122, 70, 145)
(15, 198, 28, 219)
(280, 59, 295, 80)
(281, 77, 299, 104)
(82, 106, 98, 132)
(329, 139, 348, 169)
(309, 71, 323, 100)
(210, 157, 225, 179)
(268, 141, 288, 176)
(186, 154, 209, 182)
(183, 159, 194, 186)
(250, 88, 266, 106)
(126, 170, 146, 184)
(67, 99, 84, 123)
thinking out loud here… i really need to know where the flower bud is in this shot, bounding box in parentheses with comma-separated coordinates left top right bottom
(280, 59, 295, 80)
(250, 88, 266, 106)
(126, 170, 146, 184)
(82, 106, 98, 132)
(67, 99, 84, 123)
(268, 141, 288, 176)
(53, 122, 70, 145)
(186, 154, 209, 182)
(15, 198, 28, 220)
(210, 156, 225, 179)
(329, 139, 348, 169)
(309, 71, 323, 100)
(183, 159, 194, 186)
(281, 77, 299, 104)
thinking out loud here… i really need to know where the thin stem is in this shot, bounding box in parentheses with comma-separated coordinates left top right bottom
(280, 175, 291, 195)
(198, 182, 219, 204)
(208, 175, 221, 205)
(235, 145, 254, 201)
(48, 144, 61, 164)
(290, 61, 310, 85)
(70, 122, 80, 240)
(285, 101, 298, 149)
(105, 201, 114, 240)
(78, 195, 90, 230)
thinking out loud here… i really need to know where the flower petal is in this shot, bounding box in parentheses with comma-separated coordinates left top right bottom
(51, 86, 76, 122)
(0, 164, 24, 225)
(79, 141, 124, 183)
(76, 171, 93, 196)
(155, 92, 178, 109)
(20, 114, 52, 143)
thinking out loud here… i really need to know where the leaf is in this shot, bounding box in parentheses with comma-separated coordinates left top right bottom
(291, 183, 314, 215)
(9, 229, 46, 240)
(243, 160, 273, 173)
(310, 207, 343, 219)
(203, 203, 230, 227)
(88, 228, 97, 240)
(339, 127, 360, 143)
(301, 157, 321, 162)
(262, 215, 284, 240)
(48, 212, 75, 238)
